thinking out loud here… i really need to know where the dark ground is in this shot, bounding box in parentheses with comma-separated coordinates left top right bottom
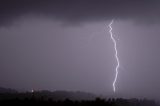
(0, 92, 159, 106)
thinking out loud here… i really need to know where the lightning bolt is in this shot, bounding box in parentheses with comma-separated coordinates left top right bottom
(109, 20, 120, 93)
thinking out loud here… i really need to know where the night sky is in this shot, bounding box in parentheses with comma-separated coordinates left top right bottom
(1, 0, 160, 100)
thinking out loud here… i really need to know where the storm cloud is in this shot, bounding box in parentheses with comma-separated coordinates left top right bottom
(0, 0, 160, 26)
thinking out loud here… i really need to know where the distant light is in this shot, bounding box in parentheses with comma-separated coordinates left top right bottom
(31, 89, 34, 93)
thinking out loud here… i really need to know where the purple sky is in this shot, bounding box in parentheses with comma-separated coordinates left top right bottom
(1, 0, 160, 100)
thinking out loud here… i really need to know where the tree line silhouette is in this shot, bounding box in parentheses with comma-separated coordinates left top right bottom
(0, 93, 159, 106)
(0, 87, 159, 106)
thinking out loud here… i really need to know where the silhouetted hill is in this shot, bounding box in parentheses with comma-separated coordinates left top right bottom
(0, 87, 17, 93)
(28, 90, 96, 100)
(51, 91, 96, 100)
(0, 89, 96, 101)
(0, 97, 159, 106)
(0, 88, 159, 106)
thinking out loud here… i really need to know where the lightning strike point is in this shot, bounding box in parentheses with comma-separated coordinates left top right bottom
(108, 20, 120, 93)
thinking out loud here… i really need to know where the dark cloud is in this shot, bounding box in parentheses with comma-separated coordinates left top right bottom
(0, 0, 160, 26)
